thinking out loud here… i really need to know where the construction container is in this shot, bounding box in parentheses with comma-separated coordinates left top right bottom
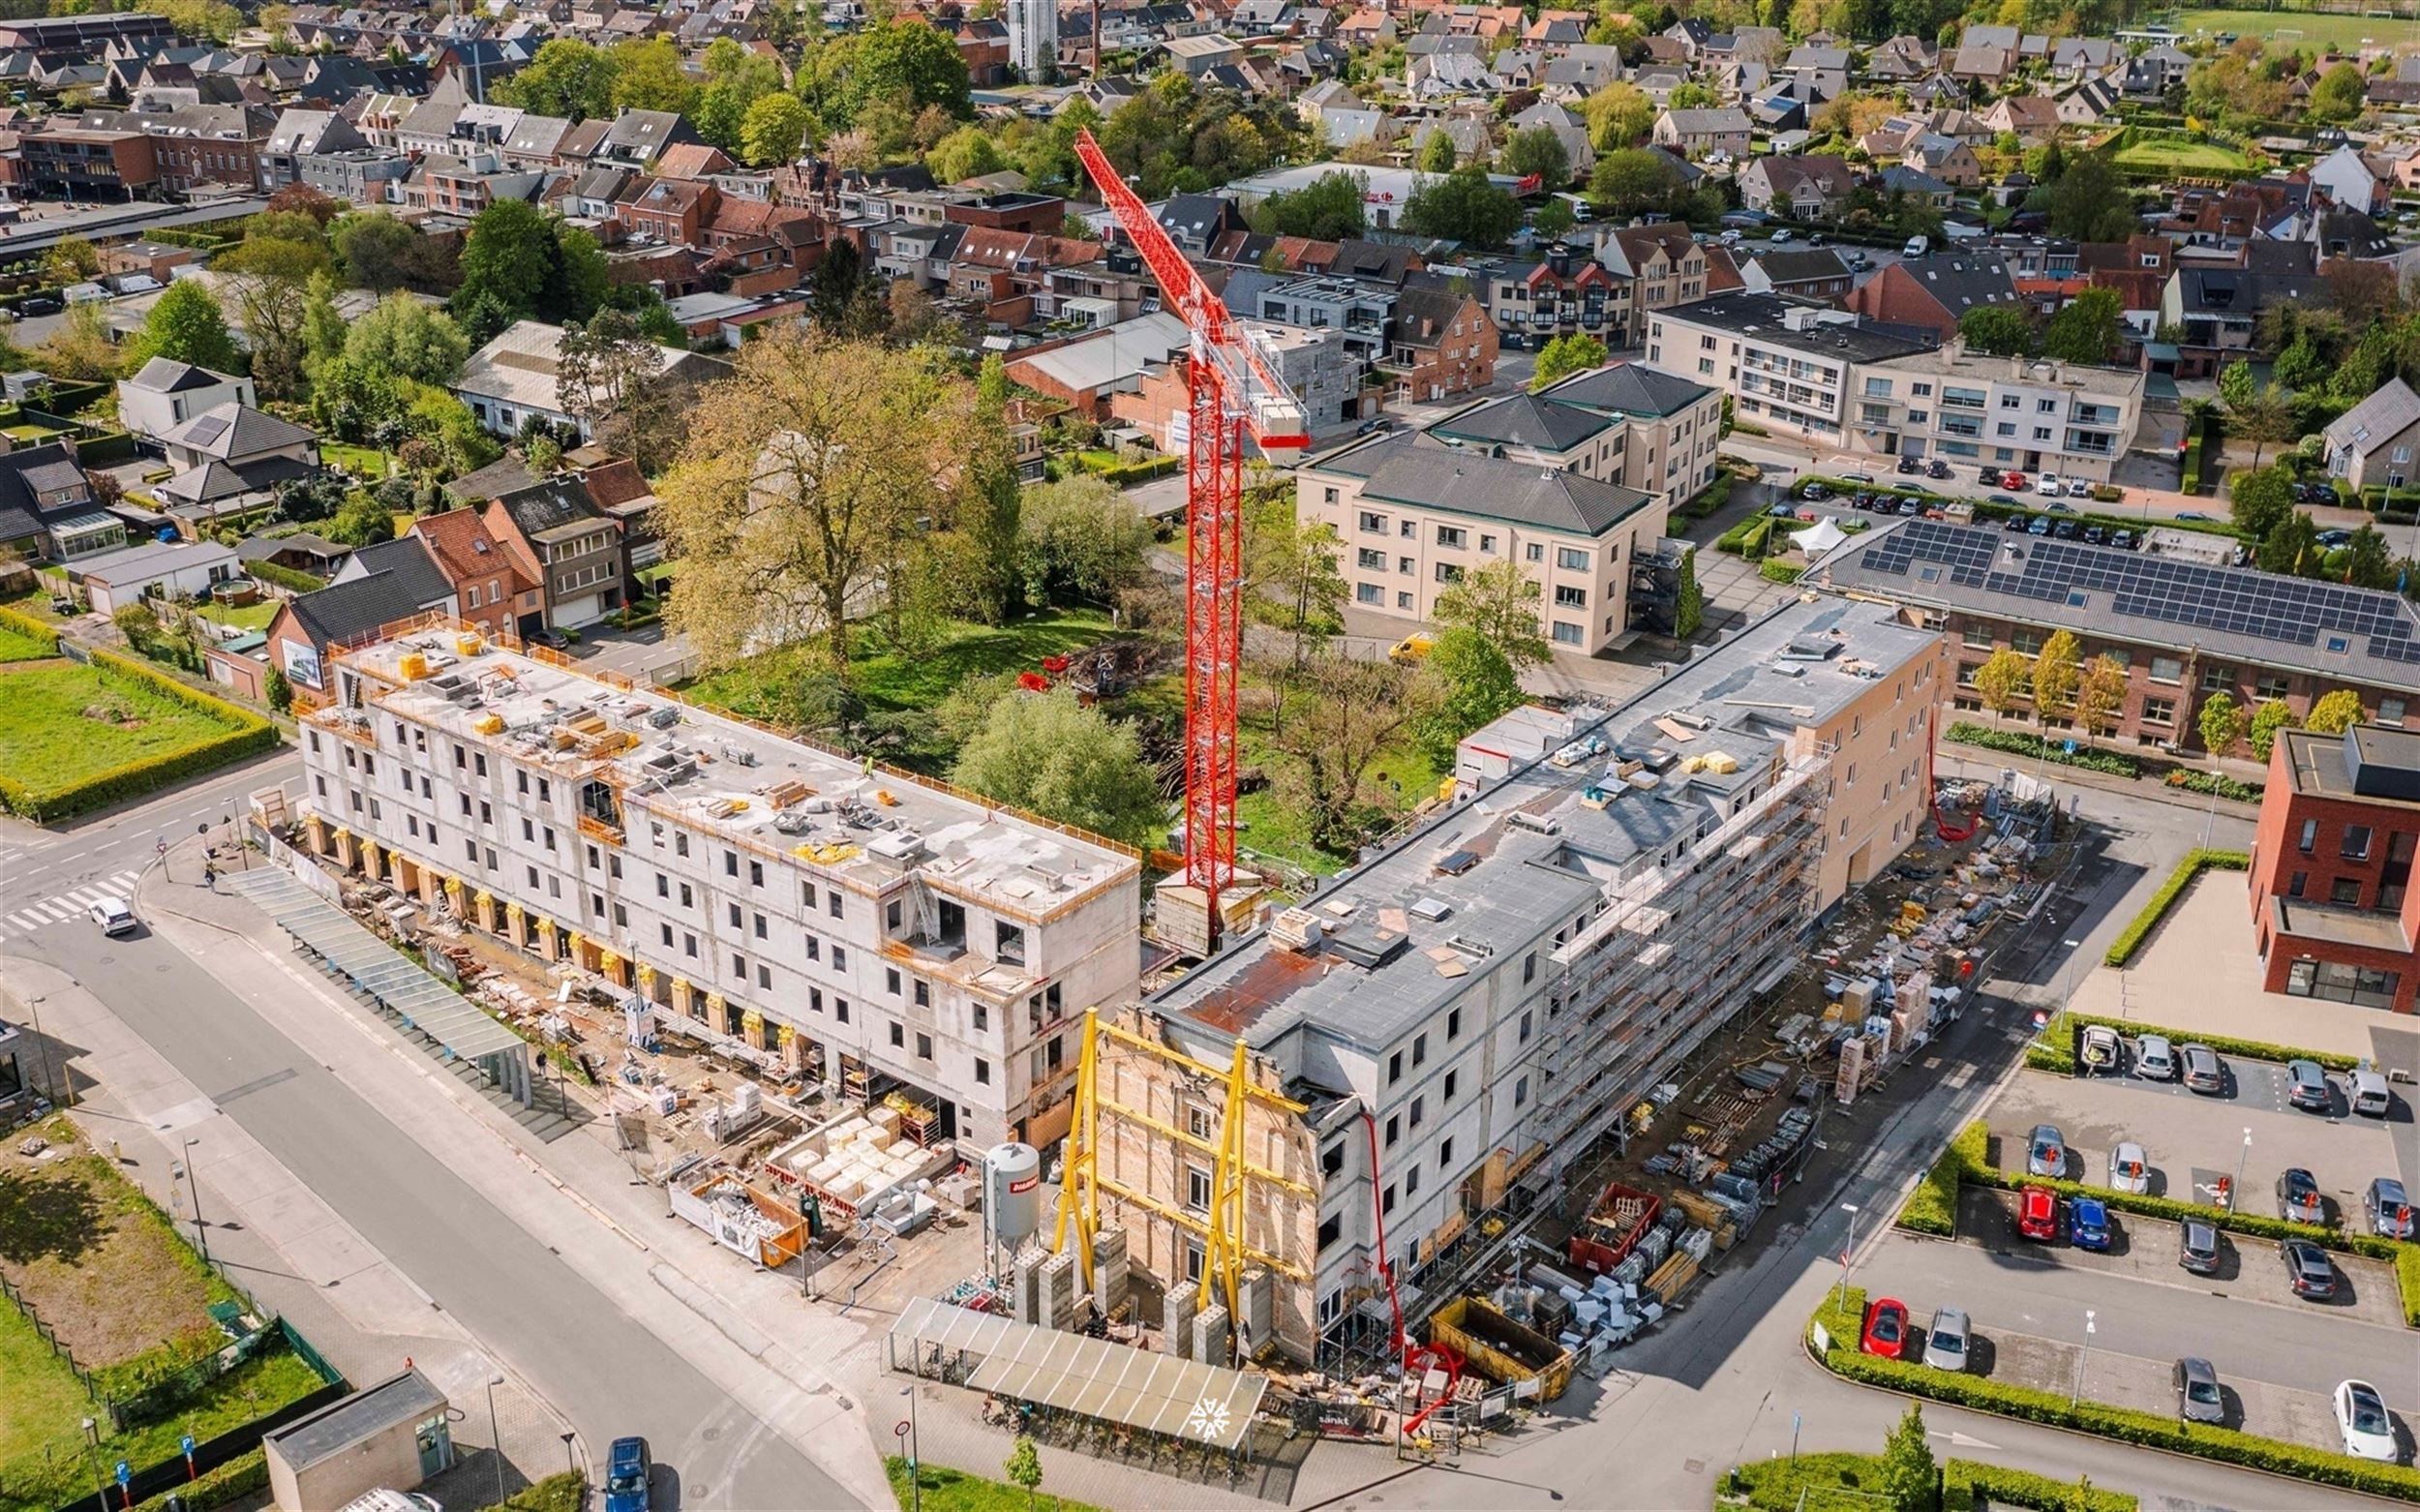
(1569, 1181, 1662, 1275)
(1427, 1296, 1574, 1402)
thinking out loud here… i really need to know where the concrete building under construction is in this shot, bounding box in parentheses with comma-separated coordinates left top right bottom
(1060, 596, 1949, 1363)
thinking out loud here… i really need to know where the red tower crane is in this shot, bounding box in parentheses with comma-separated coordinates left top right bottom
(1074, 129, 1308, 937)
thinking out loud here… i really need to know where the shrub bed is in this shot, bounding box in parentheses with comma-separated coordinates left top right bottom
(2031, 1008, 2356, 1076)
(2163, 769, 2262, 802)
(248, 560, 325, 594)
(1728, 1451, 2140, 1511)
(1945, 721, 2139, 776)
(1894, 1119, 1986, 1236)
(2102, 848, 2249, 966)
(1760, 559, 1806, 584)
(130, 1451, 265, 1512)
(1809, 1287, 2420, 1498)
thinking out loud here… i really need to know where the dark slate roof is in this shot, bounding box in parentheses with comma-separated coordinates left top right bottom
(1431, 391, 1613, 451)
(1659, 293, 1940, 361)
(1541, 360, 1716, 418)
(491, 475, 603, 538)
(0, 442, 89, 523)
(0, 504, 38, 543)
(1752, 247, 1854, 284)
(286, 568, 440, 650)
(2172, 264, 2327, 316)
(445, 452, 538, 502)
(127, 355, 233, 393)
(1891, 252, 2020, 317)
(1319, 432, 1659, 535)
(345, 535, 453, 607)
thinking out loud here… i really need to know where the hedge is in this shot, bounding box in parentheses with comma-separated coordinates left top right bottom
(1951, 1462, 2138, 1512)
(0, 650, 281, 822)
(129, 1450, 266, 1512)
(2030, 1008, 2357, 1077)
(248, 559, 326, 594)
(2163, 768, 2262, 802)
(1760, 559, 1806, 584)
(2102, 848, 2250, 966)
(0, 602, 59, 652)
(1945, 721, 2140, 776)
(1964, 496, 2240, 543)
(2400, 1244, 2420, 1329)
(1894, 1119, 1986, 1237)
(1809, 1287, 2420, 1499)
(1729, 1452, 2139, 1511)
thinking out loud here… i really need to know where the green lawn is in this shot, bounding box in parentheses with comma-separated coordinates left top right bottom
(2160, 7, 2416, 47)
(2111, 136, 2252, 174)
(0, 661, 249, 806)
(681, 610, 1119, 721)
(195, 599, 278, 633)
(323, 442, 395, 479)
(0, 623, 57, 662)
(0, 1298, 92, 1466)
(886, 1456, 1103, 1512)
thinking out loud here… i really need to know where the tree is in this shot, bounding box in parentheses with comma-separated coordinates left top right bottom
(808, 240, 884, 338)
(1877, 1402, 1937, 1512)
(2044, 152, 2136, 243)
(1015, 474, 1155, 607)
(740, 92, 814, 167)
(2309, 60, 2368, 122)
(927, 124, 1004, 186)
(1502, 125, 1572, 186)
(346, 293, 470, 385)
(2256, 507, 2322, 580)
(1957, 305, 2033, 356)
(2197, 689, 2248, 758)
(2075, 652, 2128, 747)
(1269, 651, 1429, 853)
(1418, 127, 1461, 172)
(950, 688, 1165, 847)
(1251, 169, 1368, 240)
(654, 329, 980, 685)
(1433, 558, 1551, 668)
(41, 234, 99, 286)
(327, 491, 397, 547)
(37, 302, 122, 382)
(2272, 332, 2327, 392)
(1588, 146, 1685, 215)
(1004, 1435, 1043, 1512)
(2033, 628, 2080, 726)
(2340, 524, 2396, 590)
(553, 225, 609, 326)
(2227, 383, 2296, 468)
(1669, 80, 1716, 109)
(2250, 697, 2295, 760)
(263, 663, 292, 715)
(1531, 332, 1609, 391)
(1403, 166, 1522, 249)
(126, 279, 239, 374)
(2217, 359, 2255, 412)
(500, 37, 617, 120)
(956, 351, 1021, 622)
(1409, 626, 1524, 768)
(405, 383, 502, 478)
(696, 40, 788, 156)
(2308, 688, 2367, 734)
(2226, 466, 2293, 542)
(812, 17, 973, 128)
(1531, 197, 1577, 241)
(454, 199, 556, 327)
(1582, 81, 1653, 150)
(1971, 646, 2029, 725)
(1244, 493, 1346, 668)
(555, 310, 678, 471)
(608, 37, 699, 115)
(2042, 287, 2121, 365)
(332, 212, 420, 292)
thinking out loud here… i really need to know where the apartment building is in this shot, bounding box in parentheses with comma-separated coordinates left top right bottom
(1646, 294, 1935, 446)
(1804, 516, 2420, 753)
(1592, 224, 1714, 346)
(1084, 596, 1943, 1361)
(2247, 725, 2419, 1014)
(1298, 403, 1678, 656)
(295, 627, 1144, 1149)
(20, 119, 159, 199)
(1430, 361, 1726, 505)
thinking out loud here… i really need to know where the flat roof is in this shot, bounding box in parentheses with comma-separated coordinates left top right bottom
(2272, 896, 2414, 954)
(1150, 596, 1937, 1054)
(1874, 344, 2146, 400)
(323, 630, 1138, 924)
(265, 1369, 445, 1470)
(2280, 725, 2420, 811)
(1653, 292, 1940, 363)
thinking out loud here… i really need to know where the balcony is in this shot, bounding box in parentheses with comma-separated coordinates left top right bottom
(577, 813, 623, 847)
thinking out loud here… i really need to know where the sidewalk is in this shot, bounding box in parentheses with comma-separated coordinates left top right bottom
(3, 947, 578, 1503)
(135, 840, 898, 1512)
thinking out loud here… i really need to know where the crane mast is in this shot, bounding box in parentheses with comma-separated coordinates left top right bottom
(1074, 130, 1307, 945)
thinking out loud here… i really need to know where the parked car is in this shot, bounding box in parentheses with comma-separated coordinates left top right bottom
(2133, 1034, 2176, 1080)
(1800, 481, 1831, 500)
(2278, 1167, 2325, 1225)
(605, 1436, 652, 1512)
(2004, 513, 2033, 532)
(2082, 525, 2105, 545)
(2108, 1141, 2150, 1194)
(2182, 1043, 2224, 1093)
(1770, 227, 1795, 243)
(1922, 1307, 1970, 1372)
(2028, 516, 2051, 535)
(1896, 496, 1922, 515)
(2174, 1358, 2225, 1424)
(2284, 1237, 2337, 1298)
(2366, 1176, 2414, 1239)
(2286, 1058, 2332, 1111)
(1896, 455, 1923, 474)
(1860, 1296, 1910, 1358)
(2110, 529, 2134, 550)
(2070, 1195, 2112, 1251)
(89, 896, 136, 937)
(2067, 478, 2094, 498)
(2036, 473, 2065, 496)
(2316, 528, 2352, 548)
(2026, 1124, 2065, 1178)
(2177, 510, 2217, 522)
(1769, 502, 1800, 518)
(2336, 1380, 2400, 1462)
(2003, 470, 2029, 490)
(2017, 1183, 2059, 1241)
(2309, 481, 2341, 506)
(2179, 1219, 2222, 1274)
(2053, 518, 2080, 539)
(2080, 1025, 2119, 1074)
(1926, 459, 1951, 479)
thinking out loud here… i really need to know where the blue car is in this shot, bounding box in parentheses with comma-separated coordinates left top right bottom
(2071, 1196, 2112, 1252)
(605, 1436, 651, 1512)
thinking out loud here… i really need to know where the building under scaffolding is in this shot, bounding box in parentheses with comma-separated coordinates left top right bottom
(1057, 596, 1948, 1366)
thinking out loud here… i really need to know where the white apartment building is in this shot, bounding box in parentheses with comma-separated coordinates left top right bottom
(1007, 0, 1058, 78)
(295, 625, 1143, 1151)
(1644, 292, 2145, 481)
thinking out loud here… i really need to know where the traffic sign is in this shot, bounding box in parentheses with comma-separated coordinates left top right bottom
(894, 1421, 911, 1438)
(2062, 740, 2076, 755)
(180, 1435, 196, 1457)
(114, 1462, 129, 1486)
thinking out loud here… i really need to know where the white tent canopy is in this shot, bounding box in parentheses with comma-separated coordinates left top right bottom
(1794, 517, 1849, 557)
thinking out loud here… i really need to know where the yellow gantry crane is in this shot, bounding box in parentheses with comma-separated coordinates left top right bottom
(1052, 1008, 1313, 1339)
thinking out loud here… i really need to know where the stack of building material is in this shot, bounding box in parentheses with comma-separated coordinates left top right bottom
(1093, 1227, 1130, 1323)
(1194, 1303, 1230, 1367)
(1038, 1250, 1081, 1331)
(1013, 1249, 1044, 1326)
(1165, 1285, 1197, 1361)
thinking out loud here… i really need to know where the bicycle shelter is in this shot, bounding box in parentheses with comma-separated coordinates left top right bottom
(887, 1297, 1267, 1460)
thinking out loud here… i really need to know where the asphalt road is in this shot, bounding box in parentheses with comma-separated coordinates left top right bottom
(4, 781, 848, 1509)
(0, 751, 299, 929)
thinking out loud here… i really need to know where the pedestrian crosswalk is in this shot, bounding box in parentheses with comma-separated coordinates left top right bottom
(0, 870, 145, 939)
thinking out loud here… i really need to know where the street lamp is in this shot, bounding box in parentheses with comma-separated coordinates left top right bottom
(1831, 1202, 1860, 1309)
(81, 1416, 102, 1512)
(900, 1385, 922, 1512)
(181, 1138, 207, 1265)
(24, 993, 58, 1106)
(2232, 1127, 2251, 1212)
(485, 1375, 506, 1505)
(2072, 1310, 2096, 1407)
(2056, 938, 2084, 1014)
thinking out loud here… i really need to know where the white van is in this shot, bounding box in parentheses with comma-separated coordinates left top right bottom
(337, 1492, 440, 1512)
(2349, 1064, 2392, 1118)
(1902, 235, 1929, 257)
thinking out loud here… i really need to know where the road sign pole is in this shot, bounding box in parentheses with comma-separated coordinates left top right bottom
(182, 1434, 197, 1482)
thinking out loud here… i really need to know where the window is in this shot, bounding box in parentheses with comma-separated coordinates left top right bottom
(1388, 1050, 1403, 1084)
(1186, 1165, 1212, 1212)
(1411, 1033, 1427, 1067)
(2200, 664, 2234, 694)
(1434, 562, 1465, 585)
(2287, 871, 2307, 897)
(729, 903, 742, 928)
(1478, 534, 1496, 553)
(1554, 585, 1587, 607)
(1410, 1095, 1425, 1129)
(2330, 877, 2363, 906)
(889, 1021, 904, 1047)
(2383, 697, 2409, 724)
(733, 953, 746, 980)
(887, 967, 902, 996)
(1525, 542, 1544, 561)
(2342, 825, 2373, 862)
(2255, 674, 2290, 700)
(1359, 510, 1387, 533)
(1437, 1136, 1453, 1169)
(757, 964, 771, 989)
(1405, 1166, 1420, 1196)
(1435, 525, 1466, 549)
(2299, 818, 2319, 854)
(1447, 1007, 1461, 1039)
(2146, 656, 2181, 684)
(916, 1032, 932, 1060)
(1381, 1185, 1396, 1216)
(1443, 1069, 1458, 1101)
(1556, 546, 1588, 571)
(1384, 1114, 1399, 1146)
(1356, 582, 1383, 604)
(1357, 548, 1385, 570)
(2140, 696, 2174, 727)
(1520, 1009, 1532, 1042)
(1553, 621, 1583, 646)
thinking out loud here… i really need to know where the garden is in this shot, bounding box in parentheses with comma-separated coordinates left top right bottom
(2108, 133, 2254, 177)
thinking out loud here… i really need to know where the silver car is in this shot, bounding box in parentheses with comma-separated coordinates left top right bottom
(2133, 1034, 2176, 1080)
(2026, 1124, 2065, 1178)
(1923, 1307, 1970, 1372)
(2183, 1043, 2224, 1094)
(2368, 1177, 2414, 1239)
(2175, 1357, 2224, 1424)
(2108, 1141, 2150, 1194)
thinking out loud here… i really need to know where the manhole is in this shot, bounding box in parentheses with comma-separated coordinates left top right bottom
(702, 1425, 722, 1442)
(1682, 1458, 1706, 1473)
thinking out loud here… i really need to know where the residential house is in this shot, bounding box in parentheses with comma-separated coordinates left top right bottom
(1509, 99, 1593, 180)
(1161, 33, 1244, 78)
(2049, 38, 2116, 76)
(1781, 45, 1849, 102)
(1906, 133, 1981, 187)
(1877, 165, 1954, 209)
(1736, 247, 1855, 301)
(223, 567, 447, 707)
(1651, 106, 1752, 157)
(2312, 144, 2387, 216)
(258, 106, 370, 193)
(1845, 253, 2020, 340)
(2055, 76, 2122, 127)
(1738, 153, 1856, 220)
(2158, 257, 2330, 377)
(2126, 43, 2193, 95)
(1470, 246, 1626, 351)
(478, 476, 625, 631)
(1980, 94, 2061, 146)
(116, 358, 255, 443)
(19, 116, 157, 198)
(1380, 284, 1498, 402)
(1864, 34, 1936, 79)
(2322, 376, 2420, 494)
(1594, 223, 1714, 346)
(69, 538, 240, 617)
(1950, 43, 2012, 85)
(453, 319, 722, 441)
(2245, 725, 2420, 1014)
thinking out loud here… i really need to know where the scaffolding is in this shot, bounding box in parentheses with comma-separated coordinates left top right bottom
(1535, 749, 1832, 1198)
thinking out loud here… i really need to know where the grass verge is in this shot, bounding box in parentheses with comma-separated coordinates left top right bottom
(681, 610, 1117, 724)
(1726, 1450, 2138, 1510)
(0, 650, 277, 820)
(2102, 849, 2248, 967)
(885, 1454, 1104, 1512)
(481, 1471, 589, 1512)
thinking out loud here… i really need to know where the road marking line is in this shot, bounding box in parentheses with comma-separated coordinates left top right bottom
(36, 901, 76, 921)
(62, 889, 104, 908)
(109, 870, 140, 887)
(7, 912, 42, 929)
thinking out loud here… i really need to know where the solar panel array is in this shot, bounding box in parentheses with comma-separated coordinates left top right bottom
(1855, 520, 2420, 666)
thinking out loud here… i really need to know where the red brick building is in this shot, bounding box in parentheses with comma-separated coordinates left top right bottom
(2247, 725, 2420, 1013)
(1381, 285, 1497, 402)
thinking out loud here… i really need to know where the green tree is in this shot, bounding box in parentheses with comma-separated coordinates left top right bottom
(1531, 332, 1609, 391)
(2042, 287, 2121, 365)
(740, 92, 814, 167)
(36, 303, 120, 381)
(696, 41, 788, 156)
(1972, 646, 2029, 725)
(263, 663, 292, 714)
(2308, 687, 2367, 734)
(1588, 146, 1684, 214)
(1958, 305, 2034, 356)
(1270, 651, 1429, 853)
(1433, 558, 1551, 669)
(41, 233, 99, 285)
(1674, 545, 1704, 638)
(553, 224, 609, 325)
(499, 37, 617, 120)
(454, 199, 555, 327)
(1418, 127, 1461, 172)
(1015, 474, 1154, 607)
(327, 491, 397, 547)
(332, 211, 420, 292)
(126, 279, 239, 373)
(2272, 331, 2327, 391)
(2340, 524, 2396, 589)
(1878, 1402, 1937, 1512)
(812, 18, 973, 128)
(345, 293, 470, 385)
(1004, 1435, 1043, 1512)
(1251, 169, 1368, 240)
(2229, 383, 2297, 469)
(1403, 166, 1522, 247)
(1502, 125, 1572, 185)
(951, 688, 1164, 847)
(927, 123, 1006, 185)
(2250, 697, 2295, 760)
(608, 37, 699, 114)
(2226, 467, 2293, 541)
(2308, 60, 2368, 122)
(2045, 152, 2136, 243)
(1410, 626, 1525, 768)
(2217, 359, 2255, 412)
(2033, 627, 2080, 725)
(1669, 80, 1716, 108)
(1583, 81, 1654, 150)
(2197, 689, 2248, 757)
(2256, 508, 2322, 576)
(958, 351, 1021, 621)
(1531, 196, 1577, 241)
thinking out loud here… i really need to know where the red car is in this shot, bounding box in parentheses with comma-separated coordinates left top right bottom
(2017, 1184, 2059, 1242)
(1860, 1296, 1911, 1358)
(2002, 470, 2029, 490)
